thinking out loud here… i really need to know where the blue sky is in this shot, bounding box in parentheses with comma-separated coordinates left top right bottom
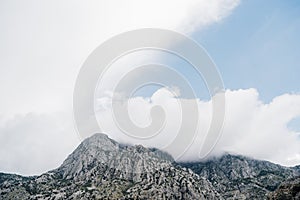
(193, 0, 300, 103)
(128, 0, 300, 132)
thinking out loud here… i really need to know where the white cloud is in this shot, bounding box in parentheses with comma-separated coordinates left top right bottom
(0, 0, 240, 175)
(96, 88, 300, 167)
(0, 112, 79, 175)
(3, 86, 299, 176)
(0, 0, 240, 117)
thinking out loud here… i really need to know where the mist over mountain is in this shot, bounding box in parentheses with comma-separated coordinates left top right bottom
(0, 133, 299, 199)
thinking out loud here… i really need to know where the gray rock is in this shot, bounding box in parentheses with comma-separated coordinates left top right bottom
(268, 177, 300, 200)
(180, 154, 299, 200)
(1, 133, 299, 199)
(0, 133, 220, 199)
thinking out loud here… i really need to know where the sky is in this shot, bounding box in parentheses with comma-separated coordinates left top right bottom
(195, 0, 300, 103)
(0, 0, 300, 175)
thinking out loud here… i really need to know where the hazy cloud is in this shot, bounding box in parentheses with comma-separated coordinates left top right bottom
(0, 0, 240, 175)
(0, 112, 78, 175)
(96, 88, 300, 166)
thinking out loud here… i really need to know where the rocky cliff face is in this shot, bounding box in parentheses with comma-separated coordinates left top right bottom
(268, 177, 300, 199)
(0, 133, 299, 199)
(180, 154, 298, 199)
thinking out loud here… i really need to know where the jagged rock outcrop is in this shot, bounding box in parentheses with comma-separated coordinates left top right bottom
(0, 133, 299, 199)
(268, 177, 300, 200)
(180, 154, 299, 200)
(0, 133, 220, 200)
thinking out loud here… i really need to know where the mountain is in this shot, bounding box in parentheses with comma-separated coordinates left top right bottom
(0, 133, 299, 199)
(269, 177, 300, 199)
(0, 133, 220, 199)
(292, 165, 300, 174)
(180, 154, 298, 199)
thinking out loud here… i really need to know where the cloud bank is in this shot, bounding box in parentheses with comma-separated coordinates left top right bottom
(0, 0, 240, 175)
(96, 88, 300, 166)
(0, 0, 239, 118)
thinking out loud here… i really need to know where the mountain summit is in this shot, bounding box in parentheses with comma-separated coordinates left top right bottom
(0, 133, 220, 199)
(0, 133, 299, 199)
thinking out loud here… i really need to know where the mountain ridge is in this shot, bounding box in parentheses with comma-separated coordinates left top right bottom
(180, 153, 298, 199)
(0, 133, 299, 199)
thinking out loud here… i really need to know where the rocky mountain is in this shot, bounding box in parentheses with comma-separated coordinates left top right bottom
(0, 133, 299, 199)
(269, 177, 300, 199)
(180, 154, 299, 199)
(0, 133, 221, 199)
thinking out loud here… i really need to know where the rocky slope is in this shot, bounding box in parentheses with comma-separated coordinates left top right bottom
(0, 133, 299, 199)
(268, 177, 300, 199)
(180, 154, 299, 199)
(0, 133, 220, 199)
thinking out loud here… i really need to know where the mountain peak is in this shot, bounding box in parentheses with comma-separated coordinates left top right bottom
(49, 133, 220, 199)
(81, 132, 118, 150)
(58, 133, 175, 179)
(1, 133, 299, 199)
